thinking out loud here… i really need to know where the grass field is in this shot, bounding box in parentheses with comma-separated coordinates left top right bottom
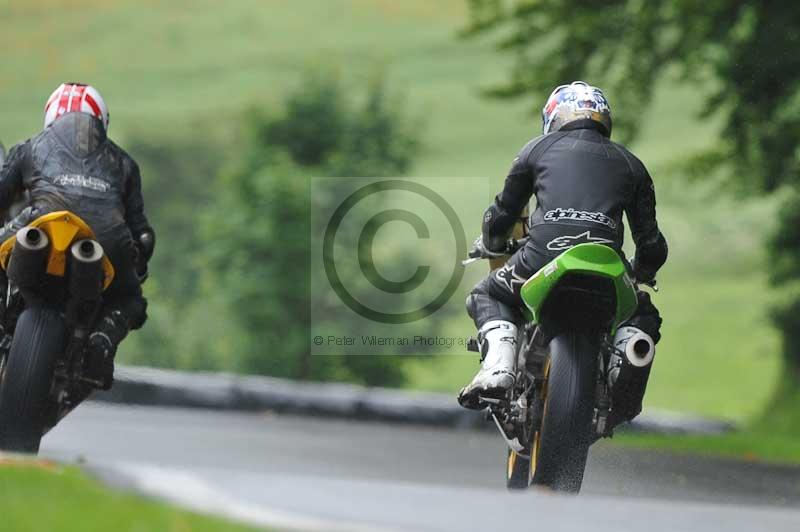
(0, 458, 260, 532)
(0, 0, 783, 425)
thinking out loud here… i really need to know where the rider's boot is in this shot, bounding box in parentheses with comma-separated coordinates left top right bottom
(85, 309, 130, 390)
(458, 320, 517, 409)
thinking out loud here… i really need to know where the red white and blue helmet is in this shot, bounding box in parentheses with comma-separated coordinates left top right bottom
(542, 81, 611, 137)
(44, 83, 109, 131)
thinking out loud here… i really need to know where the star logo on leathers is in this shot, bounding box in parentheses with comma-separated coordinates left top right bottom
(495, 264, 527, 293)
(546, 231, 614, 252)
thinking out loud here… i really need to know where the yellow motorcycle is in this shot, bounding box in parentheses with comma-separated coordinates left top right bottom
(0, 211, 114, 453)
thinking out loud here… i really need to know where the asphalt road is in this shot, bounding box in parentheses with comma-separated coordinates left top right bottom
(40, 402, 800, 532)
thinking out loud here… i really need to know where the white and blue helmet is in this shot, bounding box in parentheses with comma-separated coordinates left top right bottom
(542, 81, 612, 137)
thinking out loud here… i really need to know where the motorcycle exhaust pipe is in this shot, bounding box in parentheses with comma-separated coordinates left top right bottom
(7, 226, 50, 288)
(68, 239, 105, 300)
(17, 226, 48, 252)
(608, 326, 656, 422)
(617, 328, 655, 368)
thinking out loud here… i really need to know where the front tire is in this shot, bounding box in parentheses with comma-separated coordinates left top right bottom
(0, 308, 66, 454)
(531, 331, 598, 492)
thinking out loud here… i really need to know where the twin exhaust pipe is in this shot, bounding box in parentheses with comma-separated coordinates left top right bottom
(71, 238, 103, 263)
(15, 226, 49, 251)
(8, 226, 106, 299)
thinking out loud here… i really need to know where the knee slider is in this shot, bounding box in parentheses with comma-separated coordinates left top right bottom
(465, 293, 482, 322)
(129, 298, 148, 330)
(466, 292, 519, 328)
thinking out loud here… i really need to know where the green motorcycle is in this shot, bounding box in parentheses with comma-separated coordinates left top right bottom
(464, 237, 656, 492)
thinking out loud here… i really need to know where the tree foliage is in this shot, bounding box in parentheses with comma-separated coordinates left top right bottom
(465, 0, 800, 190)
(465, 0, 800, 376)
(198, 73, 428, 385)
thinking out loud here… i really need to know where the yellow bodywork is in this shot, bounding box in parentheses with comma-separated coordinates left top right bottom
(0, 211, 114, 290)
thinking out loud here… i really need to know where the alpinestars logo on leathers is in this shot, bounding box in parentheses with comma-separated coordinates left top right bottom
(543, 208, 616, 229)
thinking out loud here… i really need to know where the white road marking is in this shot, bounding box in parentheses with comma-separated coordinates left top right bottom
(110, 461, 405, 532)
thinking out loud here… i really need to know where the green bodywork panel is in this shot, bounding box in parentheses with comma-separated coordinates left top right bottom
(519, 243, 638, 328)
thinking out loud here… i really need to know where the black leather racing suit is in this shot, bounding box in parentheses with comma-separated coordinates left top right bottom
(0, 112, 152, 331)
(467, 120, 668, 341)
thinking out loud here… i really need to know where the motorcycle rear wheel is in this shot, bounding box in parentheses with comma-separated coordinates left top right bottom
(530, 331, 597, 493)
(0, 307, 66, 454)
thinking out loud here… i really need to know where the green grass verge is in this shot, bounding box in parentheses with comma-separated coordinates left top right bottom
(612, 430, 800, 465)
(0, 460, 261, 532)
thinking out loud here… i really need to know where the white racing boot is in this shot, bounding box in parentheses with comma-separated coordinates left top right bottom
(458, 320, 518, 409)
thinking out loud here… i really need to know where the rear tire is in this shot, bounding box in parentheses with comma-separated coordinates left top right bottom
(531, 331, 598, 493)
(0, 307, 66, 454)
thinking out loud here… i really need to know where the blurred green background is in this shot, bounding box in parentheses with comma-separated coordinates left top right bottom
(0, 0, 786, 436)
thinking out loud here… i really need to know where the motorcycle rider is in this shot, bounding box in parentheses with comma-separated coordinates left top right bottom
(0, 83, 155, 390)
(458, 81, 667, 419)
